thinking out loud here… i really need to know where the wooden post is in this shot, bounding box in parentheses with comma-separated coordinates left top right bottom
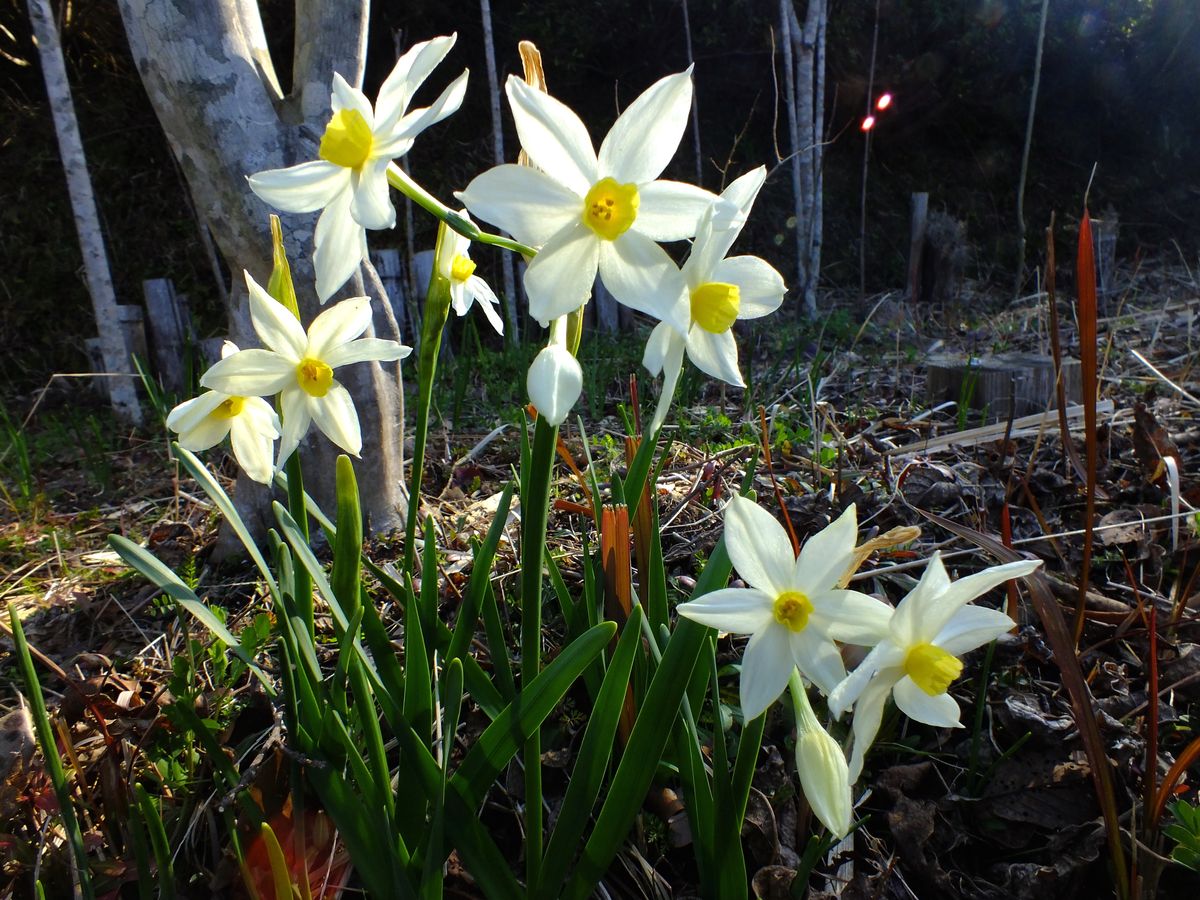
(593, 279, 619, 334)
(907, 192, 929, 300)
(142, 278, 191, 393)
(370, 248, 408, 339)
(28, 0, 141, 424)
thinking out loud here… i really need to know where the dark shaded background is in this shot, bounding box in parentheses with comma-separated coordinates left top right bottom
(2, 0, 1197, 392)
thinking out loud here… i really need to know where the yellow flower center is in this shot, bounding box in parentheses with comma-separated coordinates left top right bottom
(903, 643, 963, 696)
(773, 591, 813, 633)
(450, 254, 477, 283)
(213, 396, 246, 419)
(296, 358, 334, 397)
(582, 177, 639, 240)
(690, 282, 741, 334)
(318, 109, 374, 170)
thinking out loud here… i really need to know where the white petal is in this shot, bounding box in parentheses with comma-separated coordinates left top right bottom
(644, 323, 686, 435)
(721, 167, 767, 216)
(907, 556, 1040, 645)
(634, 181, 718, 242)
(306, 297, 373, 360)
(229, 415, 276, 484)
(827, 646, 904, 718)
(456, 165, 581, 249)
(893, 677, 963, 728)
(723, 495, 795, 597)
(506, 76, 598, 194)
(933, 606, 1015, 657)
(375, 34, 457, 130)
(597, 232, 688, 332)
(167, 391, 227, 436)
(330, 73, 374, 125)
(527, 342, 583, 427)
(598, 70, 693, 184)
(739, 625, 794, 721)
(712, 256, 786, 319)
(248, 161, 349, 214)
(239, 396, 282, 436)
(793, 504, 859, 596)
(890, 553, 952, 647)
(380, 69, 469, 152)
(276, 389, 311, 468)
(817, 590, 895, 647)
(314, 189, 366, 302)
(674, 587, 774, 634)
(246, 271, 306, 359)
(175, 409, 232, 452)
(684, 327, 743, 388)
(350, 157, 395, 230)
(683, 198, 745, 287)
(467, 276, 505, 335)
(790, 626, 846, 696)
(201, 349, 295, 396)
(848, 679, 893, 784)
(524, 223, 599, 323)
(322, 337, 411, 368)
(309, 382, 362, 456)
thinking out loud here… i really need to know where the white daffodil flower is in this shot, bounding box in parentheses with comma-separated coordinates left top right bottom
(200, 272, 411, 466)
(791, 674, 853, 838)
(457, 70, 718, 331)
(675, 496, 894, 720)
(643, 167, 785, 432)
(167, 342, 281, 484)
(437, 211, 504, 334)
(828, 552, 1042, 783)
(527, 316, 582, 426)
(249, 34, 468, 302)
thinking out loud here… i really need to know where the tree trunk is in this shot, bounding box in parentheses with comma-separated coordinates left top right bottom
(784, 0, 826, 318)
(29, 0, 143, 425)
(118, 0, 405, 540)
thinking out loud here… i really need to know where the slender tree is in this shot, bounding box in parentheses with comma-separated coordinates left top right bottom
(117, 0, 405, 537)
(28, 0, 142, 425)
(1014, 0, 1052, 299)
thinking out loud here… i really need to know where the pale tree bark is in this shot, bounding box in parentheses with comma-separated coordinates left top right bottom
(118, 0, 405, 539)
(479, 0, 519, 343)
(782, 0, 826, 318)
(28, 0, 143, 425)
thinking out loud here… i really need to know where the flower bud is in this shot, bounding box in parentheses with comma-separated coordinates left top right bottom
(527, 317, 582, 426)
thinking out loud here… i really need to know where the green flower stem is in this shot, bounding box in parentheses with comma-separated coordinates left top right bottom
(521, 415, 559, 893)
(8, 603, 95, 899)
(789, 669, 819, 735)
(402, 222, 454, 577)
(284, 452, 313, 639)
(386, 164, 537, 258)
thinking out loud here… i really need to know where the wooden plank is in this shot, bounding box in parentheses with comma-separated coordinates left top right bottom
(370, 248, 408, 337)
(906, 191, 929, 301)
(889, 399, 1115, 456)
(142, 278, 189, 392)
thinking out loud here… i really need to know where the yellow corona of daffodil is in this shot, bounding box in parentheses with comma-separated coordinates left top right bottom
(436, 210, 504, 334)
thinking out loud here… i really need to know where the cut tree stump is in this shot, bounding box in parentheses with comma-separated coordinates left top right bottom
(926, 352, 1081, 422)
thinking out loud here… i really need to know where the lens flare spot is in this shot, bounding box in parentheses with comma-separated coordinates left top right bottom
(876, 93, 893, 111)
(861, 115, 876, 132)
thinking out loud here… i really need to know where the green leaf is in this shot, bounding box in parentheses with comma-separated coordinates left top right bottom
(538, 607, 644, 899)
(108, 534, 270, 690)
(451, 621, 616, 807)
(447, 482, 515, 664)
(331, 455, 364, 622)
(563, 540, 733, 900)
